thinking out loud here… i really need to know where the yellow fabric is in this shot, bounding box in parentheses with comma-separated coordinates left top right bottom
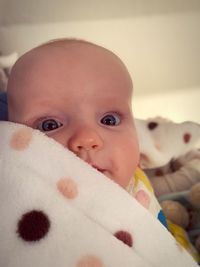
(134, 167, 154, 192)
(168, 220, 199, 263)
(126, 167, 162, 219)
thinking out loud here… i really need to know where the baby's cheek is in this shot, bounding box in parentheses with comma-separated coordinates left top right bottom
(125, 138, 140, 179)
(125, 133, 140, 165)
(46, 130, 67, 146)
(114, 138, 139, 188)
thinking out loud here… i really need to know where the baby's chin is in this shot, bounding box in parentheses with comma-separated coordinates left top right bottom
(101, 170, 112, 179)
(91, 165, 130, 189)
(94, 168, 115, 183)
(100, 170, 128, 189)
(93, 167, 111, 178)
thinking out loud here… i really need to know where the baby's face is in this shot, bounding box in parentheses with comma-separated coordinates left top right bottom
(8, 42, 139, 188)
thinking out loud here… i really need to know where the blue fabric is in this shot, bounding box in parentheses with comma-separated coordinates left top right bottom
(157, 210, 168, 229)
(0, 91, 8, 121)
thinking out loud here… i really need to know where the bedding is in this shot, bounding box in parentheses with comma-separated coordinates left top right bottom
(0, 121, 197, 267)
(0, 91, 8, 120)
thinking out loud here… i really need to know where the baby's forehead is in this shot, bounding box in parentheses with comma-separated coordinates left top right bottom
(12, 41, 127, 74)
(17, 42, 112, 64)
(8, 41, 133, 100)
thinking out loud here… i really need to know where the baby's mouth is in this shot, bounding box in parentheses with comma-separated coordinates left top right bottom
(92, 165, 106, 174)
(91, 165, 113, 180)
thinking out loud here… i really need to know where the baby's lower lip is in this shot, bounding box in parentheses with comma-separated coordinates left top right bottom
(96, 168, 104, 173)
(93, 167, 112, 179)
(99, 169, 106, 174)
(92, 165, 105, 173)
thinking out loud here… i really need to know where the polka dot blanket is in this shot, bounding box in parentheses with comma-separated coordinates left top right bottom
(0, 121, 197, 267)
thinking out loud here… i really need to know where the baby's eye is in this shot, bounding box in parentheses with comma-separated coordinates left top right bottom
(100, 114, 121, 126)
(37, 119, 63, 132)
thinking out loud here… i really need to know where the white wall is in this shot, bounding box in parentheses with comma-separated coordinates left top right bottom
(1, 0, 200, 26)
(133, 87, 200, 123)
(0, 10, 200, 122)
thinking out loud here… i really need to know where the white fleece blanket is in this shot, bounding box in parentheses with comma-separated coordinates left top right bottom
(0, 121, 197, 267)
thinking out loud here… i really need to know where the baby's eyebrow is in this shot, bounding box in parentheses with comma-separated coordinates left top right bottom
(18, 112, 48, 126)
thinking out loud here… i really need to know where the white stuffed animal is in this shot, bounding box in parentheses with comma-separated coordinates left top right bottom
(135, 117, 200, 197)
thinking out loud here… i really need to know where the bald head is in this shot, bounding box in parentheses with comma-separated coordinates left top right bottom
(7, 39, 133, 122)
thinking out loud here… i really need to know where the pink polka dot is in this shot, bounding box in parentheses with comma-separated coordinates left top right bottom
(183, 133, 191, 143)
(57, 178, 78, 199)
(135, 190, 150, 209)
(76, 255, 104, 267)
(10, 128, 32, 151)
(155, 143, 161, 150)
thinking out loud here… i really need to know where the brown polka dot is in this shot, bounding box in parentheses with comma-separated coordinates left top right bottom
(17, 210, 50, 242)
(76, 255, 104, 267)
(183, 133, 191, 143)
(57, 178, 78, 199)
(147, 121, 158, 130)
(10, 127, 32, 151)
(114, 230, 133, 247)
(155, 169, 164, 176)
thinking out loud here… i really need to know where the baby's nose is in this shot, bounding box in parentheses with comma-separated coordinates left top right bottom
(68, 128, 103, 153)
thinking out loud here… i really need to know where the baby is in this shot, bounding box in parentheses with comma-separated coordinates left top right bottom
(7, 39, 140, 189)
(6, 39, 167, 228)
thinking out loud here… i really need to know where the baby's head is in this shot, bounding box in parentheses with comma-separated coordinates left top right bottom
(7, 39, 139, 188)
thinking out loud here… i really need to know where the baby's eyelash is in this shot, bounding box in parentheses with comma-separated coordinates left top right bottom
(107, 111, 126, 120)
(32, 117, 64, 132)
